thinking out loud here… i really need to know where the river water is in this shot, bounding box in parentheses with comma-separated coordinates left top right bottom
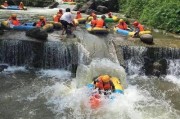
(0, 5, 180, 119)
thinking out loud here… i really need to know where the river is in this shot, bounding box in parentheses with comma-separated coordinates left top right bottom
(0, 4, 180, 119)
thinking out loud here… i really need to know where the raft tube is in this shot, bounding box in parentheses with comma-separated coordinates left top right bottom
(0, 5, 27, 10)
(114, 27, 129, 36)
(73, 18, 86, 25)
(86, 23, 109, 34)
(96, 15, 119, 23)
(47, 21, 62, 29)
(1, 21, 35, 31)
(128, 30, 152, 37)
(62, 2, 76, 5)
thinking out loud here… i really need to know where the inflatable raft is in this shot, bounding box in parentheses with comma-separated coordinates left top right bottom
(47, 21, 62, 29)
(86, 23, 109, 34)
(114, 27, 151, 36)
(1, 21, 35, 31)
(62, 2, 76, 5)
(87, 77, 124, 109)
(0, 5, 27, 10)
(73, 18, 86, 25)
(87, 15, 119, 23)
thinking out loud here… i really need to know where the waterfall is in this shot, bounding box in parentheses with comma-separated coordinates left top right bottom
(0, 40, 78, 72)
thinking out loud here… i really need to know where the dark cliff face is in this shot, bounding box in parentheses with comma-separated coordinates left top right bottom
(0, 0, 54, 7)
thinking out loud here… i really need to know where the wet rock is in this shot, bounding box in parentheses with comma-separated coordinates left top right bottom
(48, 2, 59, 9)
(97, 5, 108, 14)
(140, 34, 153, 44)
(26, 27, 48, 41)
(0, 64, 8, 72)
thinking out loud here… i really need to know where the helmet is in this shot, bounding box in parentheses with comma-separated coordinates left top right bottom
(39, 16, 45, 20)
(101, 75, 110, 82)
(119, 19, 124, 23)
(133, 21, 139, 26)
(11, 14, 17, 18)
(5, 1, 7, 2)
(20, 2, 23, 4)
(77, 11, 80, 14)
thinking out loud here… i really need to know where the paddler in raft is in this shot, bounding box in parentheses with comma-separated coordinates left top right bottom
(18, 1, 24, 10)
(8, 14, 21, 28)
(115, 19, 128, 30)
(3, 1, 8, 7)
(132, 21, 144, 37)
(93, 75, 115, 95)
(36, 16, 46, 27)
(93, 15, 108, 28)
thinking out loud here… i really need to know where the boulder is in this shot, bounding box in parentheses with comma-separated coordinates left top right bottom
(26, 27, 48, 41)
(0, 64, 8, 72)
(97, 5, 108, 13)
(49, 2, 59, 9)
(140, 34, 153, 44)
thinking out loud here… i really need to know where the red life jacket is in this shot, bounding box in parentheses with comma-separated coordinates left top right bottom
(36, 19, 46, 27)
(95, 19, 104, 28)
(96, 79, 112, 90)
(117, 22, 127, 30)
(76, 14, 82, 19)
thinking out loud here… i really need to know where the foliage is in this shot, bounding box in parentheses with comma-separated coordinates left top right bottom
(119, 0, 180, 33)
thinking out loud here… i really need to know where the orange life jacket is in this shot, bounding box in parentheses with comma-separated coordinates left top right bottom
(10, 19, 20, 26)
(3, 2, 8, 7)
(95, 19, 104, 28)
(36, 19, 46, 27)
(117, 22, 127, 30)
(75, 14, 82, 19)
(95, 78, 112, 90)
(136, 24, 144, 31)
(53, 15, 60, 22)
(91, 19, 97, 27)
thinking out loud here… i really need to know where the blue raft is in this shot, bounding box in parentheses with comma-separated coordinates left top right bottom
(0, 5, 27, 10)
(114, 27, 129, 36)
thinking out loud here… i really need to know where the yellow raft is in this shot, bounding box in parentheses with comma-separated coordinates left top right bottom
(73, 18, 86, 25)
(62, 2, 76, 5)
(86, 23, 109, 34)
(88, 77, 124, 94)
(87, 15, 119, 23)
(129, 30, 152, 36)
(47, 21, 62, 29)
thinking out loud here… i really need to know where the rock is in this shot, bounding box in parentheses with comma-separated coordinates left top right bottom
(80, 0, 95, 13)
(26, 27, 48, 41)
(48, 2, 59, 9)
(97, 5, 108, 13)
(140, 34, 153, 44)
(0, 64, 8, 72)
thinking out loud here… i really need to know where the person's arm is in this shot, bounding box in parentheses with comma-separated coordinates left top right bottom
(103, 21, 108, 28)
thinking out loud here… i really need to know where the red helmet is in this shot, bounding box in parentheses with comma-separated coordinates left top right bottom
(133, 21, 139, 26)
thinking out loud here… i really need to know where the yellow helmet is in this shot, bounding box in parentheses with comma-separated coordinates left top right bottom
(119, 19, 124, 23)
(39, 16, 45, 20)
(11, 14, 17, 18)
(101, 75, 110, 82)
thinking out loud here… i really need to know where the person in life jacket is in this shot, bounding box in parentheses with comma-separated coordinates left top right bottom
(108, 12, 113, 18)
(115, 19, 128, 30)
(36, 16, 46, 27)
(8, 14, 20, 27)
(94, 75, 115, 95)
(133, 21, 144, 37)
(18, 2, 24, 9)
(94, 15, 108, 28)
(53, 14, 61, 22)
(3, 1, 8, 7)
(75, 11, 82, 19)
(90, 13, 97, 27)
